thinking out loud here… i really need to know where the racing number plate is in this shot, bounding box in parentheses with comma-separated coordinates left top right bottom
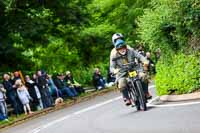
(128, 71, 137, 77)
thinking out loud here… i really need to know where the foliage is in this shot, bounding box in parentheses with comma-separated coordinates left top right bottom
(72, 62, 109, 85)
(0, 0, 152, 76)
(0, 0, 90, 72)
(155, 52, 200, 95)
(137, 0, 200, 95)
(137, 0, 200, 52)
(0, 0, 199, 91)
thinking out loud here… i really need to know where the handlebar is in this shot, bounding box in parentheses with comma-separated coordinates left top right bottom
(119, 62, 138, 73)
(122, 62, 136, 66)
(114, 62, 140, 81)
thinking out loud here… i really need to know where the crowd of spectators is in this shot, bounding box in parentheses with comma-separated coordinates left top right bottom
(0, 68, 116, 121)
(0, 70, 88, 121)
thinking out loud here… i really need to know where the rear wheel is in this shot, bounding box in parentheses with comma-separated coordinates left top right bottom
(135, 80, 147, 111)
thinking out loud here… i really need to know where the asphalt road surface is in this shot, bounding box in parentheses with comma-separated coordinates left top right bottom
(1, 85, 200, 133)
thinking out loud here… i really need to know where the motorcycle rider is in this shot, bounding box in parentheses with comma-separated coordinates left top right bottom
(110, 33, 152, 106)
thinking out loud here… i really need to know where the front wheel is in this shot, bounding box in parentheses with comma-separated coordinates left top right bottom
(135, 80, 147, 111)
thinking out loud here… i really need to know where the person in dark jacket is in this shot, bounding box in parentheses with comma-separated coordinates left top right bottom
(146, 52, 156, 74)
(92, 68, 106, 90)
(12, 71, 21, 86)
(2, 73, 21, 115)
(53, 73, 77, 99)
(36, 70, 53, 108)
(11, 71, 24, 113)
(25, 75, 43, 110)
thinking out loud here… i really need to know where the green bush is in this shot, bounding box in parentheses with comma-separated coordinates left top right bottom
(155, 52, 200, 95)
(137, 0, 200, 95)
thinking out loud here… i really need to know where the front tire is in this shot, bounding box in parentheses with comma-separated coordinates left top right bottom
(135, 80, 147, 111)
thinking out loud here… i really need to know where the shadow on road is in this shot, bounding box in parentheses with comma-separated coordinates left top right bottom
(146, 106, 155, 111)
(118, 106, 156, 118)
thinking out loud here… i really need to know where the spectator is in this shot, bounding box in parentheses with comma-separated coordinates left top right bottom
(137, 45, 145, 56)
(46, 74, 62, 98)
(155, 48, 161, 63)
(36, 70, 53, 108)
(135, 45, 146, 72)
(3, 73, 21, 116)
(13, 71, 21, 84)
(12, 71, 22, 90)
(65, 71, 85, 94)
(25, 75, 43, 110)
(92, 68, 107, 90)
(146, 52, 156, 74)
(8, 72, 14, 81)
(15, 79, 33, 115)
(0, 84, 8, 121)
(12, 71, 24, 113)
(32, 74, 38, 83)
(53, 73, 77, 99)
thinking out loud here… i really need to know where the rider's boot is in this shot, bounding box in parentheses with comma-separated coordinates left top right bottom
(121, 88, 131, 106)
(145, 91, 152, 100)
(141, 80, 152, 100)
(125, 99, 132, 106)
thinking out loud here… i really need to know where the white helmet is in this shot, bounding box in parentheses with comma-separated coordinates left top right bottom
(112, 33, 124, 45)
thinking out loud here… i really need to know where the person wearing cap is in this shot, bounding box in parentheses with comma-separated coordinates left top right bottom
(110, 33, 152, 106)
(53, 73, 77, 99)
(65, 71, 85, 94)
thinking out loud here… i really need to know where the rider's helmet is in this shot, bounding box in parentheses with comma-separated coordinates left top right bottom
(114, 39, 127, 55)
(114, 39, 126, 50)
(112, 33, 124, 45)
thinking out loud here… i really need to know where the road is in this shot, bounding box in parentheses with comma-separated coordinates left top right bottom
(1, 86, 200, 133)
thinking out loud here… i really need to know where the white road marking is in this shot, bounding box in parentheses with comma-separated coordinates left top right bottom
(28, 84, 200, 133)
(28, 96, 122, 133)
(148, 96, 159, 103)
(148, 85, 155, 89)
(74, 96, 121, 115)
(148, 101, 200, 107)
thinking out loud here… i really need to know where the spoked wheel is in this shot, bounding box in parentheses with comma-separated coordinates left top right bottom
(135, 80, 147, 111)
(128, 83, 140, 110)
(128, 88, 136, 107)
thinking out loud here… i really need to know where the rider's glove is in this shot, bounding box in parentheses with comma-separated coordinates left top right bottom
(143, 61, 149, 71)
